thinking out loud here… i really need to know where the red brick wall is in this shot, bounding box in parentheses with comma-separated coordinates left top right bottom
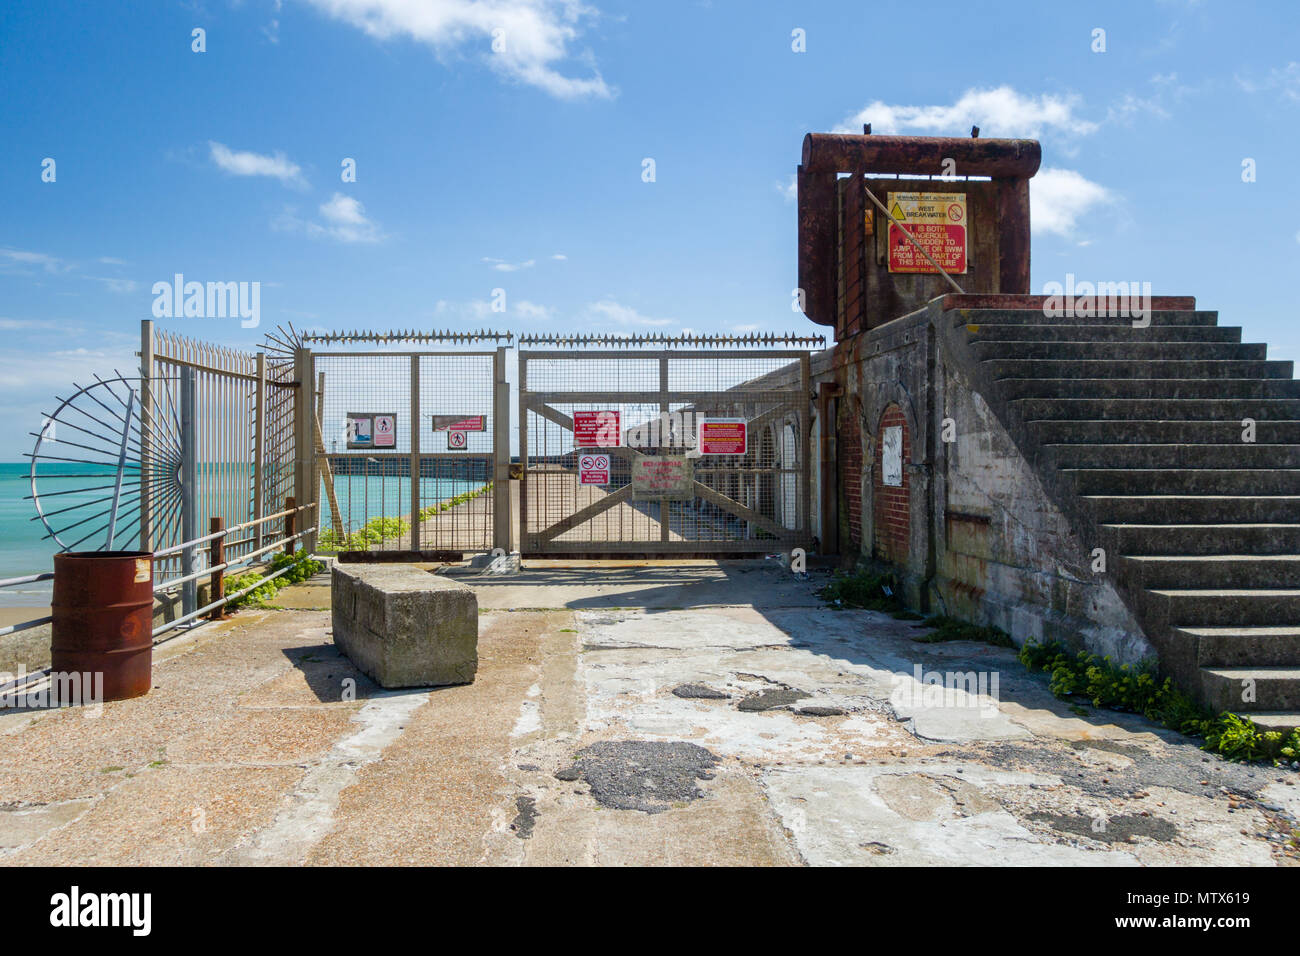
(840, 410, 862, 550)
(873, 405, 910, 565)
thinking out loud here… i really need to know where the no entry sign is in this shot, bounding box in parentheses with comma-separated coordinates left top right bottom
(574, 410, 620, 447)
(579, 453, 610, 485)
(447, 430, 467, 450)
(697, 418, 747, 455)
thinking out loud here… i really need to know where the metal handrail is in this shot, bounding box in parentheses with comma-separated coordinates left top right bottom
(151, 526, 319, 640)
(0, 573, 55, 638)
(152, 502, 317, 558)
(0, 504, 319, 641)
(152, 521, 318, 593)
(0, 573, 54, 589)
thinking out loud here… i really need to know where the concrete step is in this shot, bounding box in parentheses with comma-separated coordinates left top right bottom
(988, 359, 1291, 381)
(967, 324, 1241, 344)
(1085, 495, 1300, 524)
(1109, 523, 1300, 556)
(974, 340, 1266, 361)
(1181, 625, 1300, 667)
(1200, 667, 1300, 712)
(1068, 468, 1300, 496)
(1122, 554, 1300, 589)
(998, 378, 1300, 400)
(1047, 443, 1300, 469)
(1011, 398, 1300, 421)
(1030, 420, 1300, 444)
(953, 308, 1220, 327)
(1150, 587, 1300, 624)
(1236, 712, 1300, 733)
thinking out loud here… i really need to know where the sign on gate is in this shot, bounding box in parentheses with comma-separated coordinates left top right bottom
(574, 410, 620, 447)
(432, 415, 485, 432)
(631, 455, 693, 500)
(346, 412, 397, 450)
(447, 430, 467, 449)
(697, 418, 747, 455)
(579, 453, 610, 485)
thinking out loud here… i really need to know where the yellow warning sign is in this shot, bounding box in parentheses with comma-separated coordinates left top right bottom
(886, 191, 967, 274)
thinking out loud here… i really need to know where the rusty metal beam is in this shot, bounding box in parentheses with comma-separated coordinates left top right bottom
(801, 133, 1041, 178)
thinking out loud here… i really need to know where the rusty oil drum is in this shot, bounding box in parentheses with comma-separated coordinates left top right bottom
(51, 551, 154, 702)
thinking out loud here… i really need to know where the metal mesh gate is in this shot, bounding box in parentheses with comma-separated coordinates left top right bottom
(519, 349, 811, 555)
(311, 350, 506, 555)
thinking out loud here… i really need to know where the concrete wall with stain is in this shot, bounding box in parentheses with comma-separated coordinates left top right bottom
(795, 299, 1154, 665)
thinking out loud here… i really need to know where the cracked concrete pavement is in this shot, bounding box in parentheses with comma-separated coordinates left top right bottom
(0, 559, 1296, 866)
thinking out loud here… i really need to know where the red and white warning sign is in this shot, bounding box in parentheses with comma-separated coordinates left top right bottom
(373, 414, 396, 448)
(447, 429, 467, 450)
(574, 410, 620, 447)
(432, 415, 485, 432)
(886, 191, 968, 275)
(579, 453, 610, 485)
(697, 418, 747, 455)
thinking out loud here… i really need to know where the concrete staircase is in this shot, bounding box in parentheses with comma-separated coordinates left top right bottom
(960, 303, 1300, 733)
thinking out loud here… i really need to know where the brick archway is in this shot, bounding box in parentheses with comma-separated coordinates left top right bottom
(872, 403, 910, 565)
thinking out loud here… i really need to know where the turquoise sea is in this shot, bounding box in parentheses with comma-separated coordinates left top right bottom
(0, 463, 484, 607)
(0, 462, 98, 606)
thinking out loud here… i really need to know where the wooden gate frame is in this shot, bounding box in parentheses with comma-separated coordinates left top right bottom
(519, 349, 812, 556)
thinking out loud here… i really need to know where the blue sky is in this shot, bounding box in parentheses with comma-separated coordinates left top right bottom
(1, 0, 1298, 456)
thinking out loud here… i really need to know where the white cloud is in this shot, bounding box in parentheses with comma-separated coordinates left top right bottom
(0, 318, 58, 331)
(482, 256, 536, 272)
(86, 276, 138, 294)
(586, 299, 673, 327)
(0, 247, 67, 273)
(0, 344, 137, 393)
(299, 0, 612, 100)
(97, 256, 129, 266)
(276, 193, 385, 242)
(838, 86, 1098, 139)
(1237, 62, 1300, 102)
(209, 141, 307, 188)
(1031, 167, 1113, 238)
(550, 253, 567, 260)
(434, 297, 551, 320)
(777, 175, 797, 203)
(513, 299, 553, 320)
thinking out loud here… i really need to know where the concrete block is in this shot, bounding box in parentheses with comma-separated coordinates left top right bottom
(468, 550, 522, 575)
(331, 564, 477, 688)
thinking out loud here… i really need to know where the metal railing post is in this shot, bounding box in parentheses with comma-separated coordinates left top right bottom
(493, 346, 511, 552)
(253, 351, 266, 551)
(208, 516, 225, 621)
(410, 354, 421, 553)
(292, 348, 317, 554)
(284, 496, 296, 556)
(180, 365, 198, 618)
(139, 319, 154, 552)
